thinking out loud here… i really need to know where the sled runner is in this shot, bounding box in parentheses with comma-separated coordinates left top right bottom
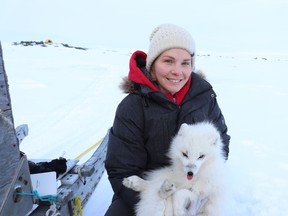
(0, 42, 108, 216)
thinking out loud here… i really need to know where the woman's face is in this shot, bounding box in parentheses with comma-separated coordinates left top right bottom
(151, 48, 192, 95)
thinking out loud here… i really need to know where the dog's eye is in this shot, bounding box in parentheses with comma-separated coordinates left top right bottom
(182, 152, 188, 158)
(198, 154, 205, 159)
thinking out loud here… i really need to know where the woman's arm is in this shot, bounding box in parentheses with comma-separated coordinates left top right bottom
(105, 95, 147, 208)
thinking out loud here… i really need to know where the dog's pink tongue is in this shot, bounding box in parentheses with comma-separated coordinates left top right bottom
(187, 172, 193, 180)
(187, 175, 193, 180)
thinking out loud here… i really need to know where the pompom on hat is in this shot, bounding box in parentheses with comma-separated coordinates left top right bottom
(146, 24, 196, 72)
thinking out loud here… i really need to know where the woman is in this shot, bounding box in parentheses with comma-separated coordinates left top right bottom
(105, 24, 230, 215)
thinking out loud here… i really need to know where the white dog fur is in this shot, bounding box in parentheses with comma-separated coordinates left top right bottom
(123, 122, 228, 216)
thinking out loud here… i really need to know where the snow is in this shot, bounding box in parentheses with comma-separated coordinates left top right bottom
(2, 43, 288, 216)
(1, 0, 288, 215)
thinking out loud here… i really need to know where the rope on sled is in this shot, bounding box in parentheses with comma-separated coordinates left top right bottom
(45, 203, 60, 216)
(74, 137, 104, 160)
(14, 190, 60, 206)
(15, 190, 61, 215)
(73, 196, 83, 216)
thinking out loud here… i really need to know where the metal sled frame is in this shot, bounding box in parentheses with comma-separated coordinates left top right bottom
(0, 42, 108, 216)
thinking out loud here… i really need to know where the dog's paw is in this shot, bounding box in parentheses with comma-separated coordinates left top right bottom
(122, 175, 146, 192)
(159, 179, 176, 199)
(122, 176, 137, 189)
(187, 195, 209, 216)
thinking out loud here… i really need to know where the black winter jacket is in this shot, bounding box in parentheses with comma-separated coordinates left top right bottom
(105, 51, 230, 210)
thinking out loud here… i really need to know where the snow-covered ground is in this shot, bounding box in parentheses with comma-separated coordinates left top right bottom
(1, 0, 288, 215)
(2, 42, 288, 215)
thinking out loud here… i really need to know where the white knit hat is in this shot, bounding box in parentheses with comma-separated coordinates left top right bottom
(146, 24, 196, 72)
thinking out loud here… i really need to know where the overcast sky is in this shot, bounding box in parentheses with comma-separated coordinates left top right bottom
(1, 0, 287, 52)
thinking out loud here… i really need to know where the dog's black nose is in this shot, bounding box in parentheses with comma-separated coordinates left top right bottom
(187, 171, 193, 176)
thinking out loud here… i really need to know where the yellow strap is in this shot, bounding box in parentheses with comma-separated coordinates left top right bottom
(74, 138, 104, 161)
(73, 196, 83, 216)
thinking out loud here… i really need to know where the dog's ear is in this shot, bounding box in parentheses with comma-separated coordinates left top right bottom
(178, 123, 189, 136)
(208, 132, 219, 146)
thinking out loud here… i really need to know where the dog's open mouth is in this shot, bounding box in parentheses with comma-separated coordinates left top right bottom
(187, 171, 193, 180)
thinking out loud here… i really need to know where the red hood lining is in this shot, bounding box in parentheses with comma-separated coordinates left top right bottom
(128, 50, 192, 106)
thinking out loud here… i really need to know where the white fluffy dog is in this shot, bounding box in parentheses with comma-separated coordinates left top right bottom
(123, 122, 228, 216)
